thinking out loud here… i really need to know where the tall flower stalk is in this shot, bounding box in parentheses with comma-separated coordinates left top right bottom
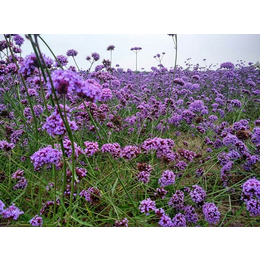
(130, 47, 142, 72)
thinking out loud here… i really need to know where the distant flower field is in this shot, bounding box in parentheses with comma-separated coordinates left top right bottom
(0, 34, 260, 227)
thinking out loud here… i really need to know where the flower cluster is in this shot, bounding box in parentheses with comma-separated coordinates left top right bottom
(30, 145, 62, 171)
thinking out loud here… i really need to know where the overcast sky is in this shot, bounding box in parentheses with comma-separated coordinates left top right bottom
(1, 34, 260, 71)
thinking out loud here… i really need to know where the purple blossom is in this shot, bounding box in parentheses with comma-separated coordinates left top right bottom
(80, 187, 101, 205)
(0, 200, 5, 212)
(30, 145, 62, 171)
(84, 141, 99, 157)
(246, 199, 260, 217)
(66, 49, 78, 57)
(120, 145, 141, 161)
(115, 218, 128, 227)
(158, 213, 173, 227)
(202, 202, 221, 225)
(190, 185, 206, 205)
(139, 198, 156, 215)
(137, 171, 150, 184)
(184, 205, 198, 223)
(168, 190, 185, 210)
(158, 170, 176, 187)
(29, 215, 43, 227)
(0, 140, 15, 151)
(241, 178, 260, 201)
(154, 187, 168, 199)
(13, 34, 24, 46)
(172, 213, 186, 227)
(1, 204, 24, 220)
(101, 143, 121, 159)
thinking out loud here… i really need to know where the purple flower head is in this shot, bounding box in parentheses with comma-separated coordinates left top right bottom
(1, 204, 24, 220)
(19, 53, 53, 79)
(202, 202, 220, 225)
(184, 205, 198, 223)
(84, 141, 99, 157)
(241, 178, 260, 201)
(137, 171, 150, 184)
(11, 169, 24, 180)
(66, 49, 78, 57)
(98, 88, 113, 102)
(0, 200, 5, 212)
(158, 170, 176, 187)
(13, 177, 28, 190)
(168, 190, 185, 210)
(101, 142, 121, 159)
(80, 187, 101, 205)
(158, 213, 173, 227)
(115, 218, 129, 227)
(189, 100, 204, 113)
(220, 62, 234, 69)
(89, 52, 100, 62)
(43, 106, 78, 138)
(30, 145, 62, 171)
(190, 185, 206, 205)
(29, 215, 43, 227)
(13, 34, 24, 46)
(77, 79, 102, 103)
(246, 199, 260, 217)
(55, 55, 68, 67)
(47, 69, 84, 96)
(172, 213, 186, 227)
(154, 187, 168, 199)
(120, 145, 141, 161)
(173, 78, 185, 86)
(107, 45, 115, 51)
(0, 140, 15, 151)
(139, 198, 156, 215)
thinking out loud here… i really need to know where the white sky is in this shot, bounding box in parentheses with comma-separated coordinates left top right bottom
(1, 34, 260, 71)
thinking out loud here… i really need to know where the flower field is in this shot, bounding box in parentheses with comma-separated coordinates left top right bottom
(0, 34, 260, 227)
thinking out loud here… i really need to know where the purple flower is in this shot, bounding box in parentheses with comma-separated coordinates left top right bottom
(202, 202, 220, 225)
(11, 169, 24, 179)
(246, 199, 260, 217)
(91, 52, 100, 61)
(0, 200, 5, 212)
(0, 140, 15, 151)
(99, 88, 113, 102)
(80, 187, 101, 205)
(43, 106, 78, 138)
(137, 171, 150, 184)
(120, 145, 141, 161)
(241, 178, 260, 201)
(101, 143, 121, 159)
(172, 213, 186, 227)
(77, 79, 102, 103)
(184, 205, 198, 223)
(158, 213, 173, 227)
(220, 62, 234, 69)
(29, 215, 43, 227)
(47, 69, 84, 96)
(107, 45, 115, 51)
(1, 204, 24, 220)
(30, 145, 62, 171)
(139, 198, 156, 215)
(66, 49, 78, 57)
(154, 187, 168, 199)
(84, 141, 99, 157)
(55, 55, 68, 67)
(158, 170, 176, 187)
(168, 190, 185, 210)
(13, 177, 28, 190)
(13, 34, 24, 46)
(115, 218, 128, 227)
(190, 185, 206, 205)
